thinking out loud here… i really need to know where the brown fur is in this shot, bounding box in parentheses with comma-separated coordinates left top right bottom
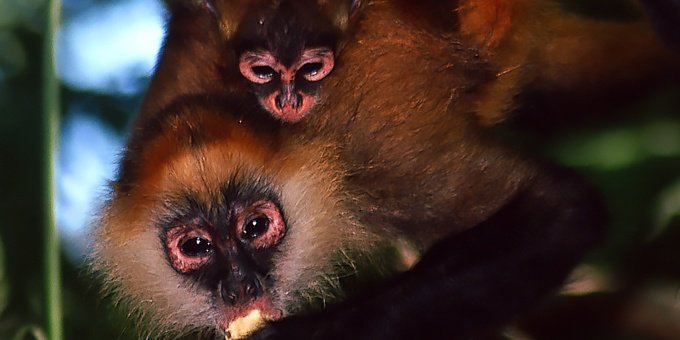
(91, 97, 413, 336)
(280, 0, 678, 245)
(291, 0, 535, 246)
(92, 0, 679, 336)
(459, 0, 679, 124)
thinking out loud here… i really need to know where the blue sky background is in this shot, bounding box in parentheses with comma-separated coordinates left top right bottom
(55, 0, 164, 260)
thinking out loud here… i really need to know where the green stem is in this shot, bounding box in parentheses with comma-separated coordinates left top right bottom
(42, 0, 63, 339)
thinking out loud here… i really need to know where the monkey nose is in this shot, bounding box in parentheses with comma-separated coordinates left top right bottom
(275, 92, 302, 110)
(219, 275, 263, 306)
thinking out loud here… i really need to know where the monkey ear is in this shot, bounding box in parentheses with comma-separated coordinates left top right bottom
(211, 0, 252, 39)
(351, 0, 361, 11)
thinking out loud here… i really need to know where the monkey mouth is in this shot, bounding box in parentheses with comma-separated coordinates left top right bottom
(217, 297, 283, 339)
(262, 92, 316, 123)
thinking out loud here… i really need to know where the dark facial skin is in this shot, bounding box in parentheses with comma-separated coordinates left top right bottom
(162, 189, 287, 328)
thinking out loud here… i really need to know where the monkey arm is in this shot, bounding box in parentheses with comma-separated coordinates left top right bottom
(250, 164, 607, 340)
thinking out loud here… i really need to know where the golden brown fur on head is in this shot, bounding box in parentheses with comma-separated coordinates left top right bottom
(90, 96, 409, 336)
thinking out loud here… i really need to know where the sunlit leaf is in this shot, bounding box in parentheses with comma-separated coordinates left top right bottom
(641, 121, 680, 157)
(654, 178, 680, 239)
(554, 128, 643, 170)
(553, 120, 680, 170)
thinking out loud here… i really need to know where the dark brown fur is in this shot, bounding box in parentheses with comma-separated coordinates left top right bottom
(282, 0, 678, 246)
(93, 0, 679, 338)
(94, 94, 410, 337)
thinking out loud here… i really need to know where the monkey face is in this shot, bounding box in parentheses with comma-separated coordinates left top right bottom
(238, 47, 335, 122)
(212, 0, 361, 122)
(92, 96, 384, 338)
(160, 183, 288, 330)
(94, 99, 287, 335)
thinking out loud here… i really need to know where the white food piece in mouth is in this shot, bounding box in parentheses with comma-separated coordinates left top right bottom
(225, 309, 266, 340)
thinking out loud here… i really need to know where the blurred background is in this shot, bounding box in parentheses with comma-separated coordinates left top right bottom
(0, 0, 678, 339)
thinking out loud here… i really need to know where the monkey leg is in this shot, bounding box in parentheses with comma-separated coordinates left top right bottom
(250, 164, 607, 340)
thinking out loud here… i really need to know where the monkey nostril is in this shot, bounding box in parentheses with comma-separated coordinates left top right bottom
(227, 292, 238, 304)
(291, 94, 302, 109)
(244, 274, 263, 299)
(220, 281, 239, 305)
(219, 275, 263, 305)
(275, 95, 285, 110)
(276, 93, 302, 111)
(245, 283, 258, 298)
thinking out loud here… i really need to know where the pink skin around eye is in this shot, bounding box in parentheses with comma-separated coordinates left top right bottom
(165, 224, 213, 273)
(297, 47, 335, 82)
(238, 48, 335, 84)
(239, 51, 282, 84)
(234, 200, 286, 250)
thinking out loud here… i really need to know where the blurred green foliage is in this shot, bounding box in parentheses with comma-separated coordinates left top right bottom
(0, 1, 678, 339)
(0, 0, 138, 338)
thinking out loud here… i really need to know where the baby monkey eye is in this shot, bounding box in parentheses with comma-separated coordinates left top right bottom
(251, 66, 276, 80)
(299, 62, 323, 78)
(180, 237, 213, 257)
(242, 216, 270, 240)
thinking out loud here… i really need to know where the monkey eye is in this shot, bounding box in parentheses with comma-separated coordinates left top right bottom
(298, 48, 335, 82)
(180, 237, 213, 257)
(242, 215, 270, 240)
(299, 63, 323, 79)
(165, 224, 214, 274)
(239, 51, 278, 84)
(236, 200, 286, 249)
(251, 66, 276, 81)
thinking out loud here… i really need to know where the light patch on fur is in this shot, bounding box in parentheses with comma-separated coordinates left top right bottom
(560, 264, 617, 296)
(265, 142, 396, 313)
(214, 2, 248, 39)
(91, 209, 216, 337)
(225, 309, 265, 340)
(393, 238, 421, 271)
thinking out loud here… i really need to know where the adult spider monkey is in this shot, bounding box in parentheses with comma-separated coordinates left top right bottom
(93, 0, 680, 339)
